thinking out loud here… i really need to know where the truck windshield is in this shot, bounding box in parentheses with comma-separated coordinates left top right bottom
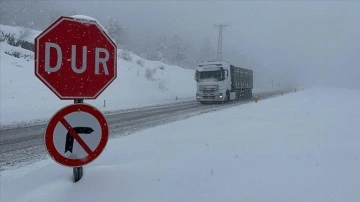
(198, 70, 222, 81)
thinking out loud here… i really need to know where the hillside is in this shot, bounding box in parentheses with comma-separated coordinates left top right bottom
(0, 24, 196, 125)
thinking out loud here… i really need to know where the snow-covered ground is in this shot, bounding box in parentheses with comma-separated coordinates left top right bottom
(1, 88, 360, 201)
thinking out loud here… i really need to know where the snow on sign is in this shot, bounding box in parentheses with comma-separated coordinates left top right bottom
(35, 16, 117, 100)
(45, 104, 108, 167)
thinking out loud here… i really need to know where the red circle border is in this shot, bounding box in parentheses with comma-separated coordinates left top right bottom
(45, 104, 109, 167)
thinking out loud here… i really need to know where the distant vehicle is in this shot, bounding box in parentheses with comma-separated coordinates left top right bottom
(195, 61, 253, 103)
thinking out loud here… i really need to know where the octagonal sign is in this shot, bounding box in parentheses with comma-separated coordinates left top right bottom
(35, 16, 117, 100)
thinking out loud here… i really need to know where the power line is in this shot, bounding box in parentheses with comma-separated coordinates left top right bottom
(214, 23, 228, 61)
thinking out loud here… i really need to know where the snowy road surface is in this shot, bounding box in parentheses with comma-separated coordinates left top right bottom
(0, 91, 283, 169)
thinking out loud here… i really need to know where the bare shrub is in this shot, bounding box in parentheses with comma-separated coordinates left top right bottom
(120, 49, 132, 61)
(145, 68, 156, 80)
(136, 59, 144, 67)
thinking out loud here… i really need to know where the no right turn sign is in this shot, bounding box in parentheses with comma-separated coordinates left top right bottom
(44, 104, 108, 167)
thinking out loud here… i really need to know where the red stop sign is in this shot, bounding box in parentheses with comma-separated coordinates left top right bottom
(35, 16, 117, 100)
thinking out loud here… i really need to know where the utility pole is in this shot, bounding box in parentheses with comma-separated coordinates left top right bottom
(214, 23, 228, 61)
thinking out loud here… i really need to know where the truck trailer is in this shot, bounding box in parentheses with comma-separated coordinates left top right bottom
(195, 61, 253, 103)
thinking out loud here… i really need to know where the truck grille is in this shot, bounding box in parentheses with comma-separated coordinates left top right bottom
(203, 95, 216, 99)
(202, 89, 216, 94)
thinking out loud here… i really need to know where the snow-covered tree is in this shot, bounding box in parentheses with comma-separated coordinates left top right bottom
(0, 1, 73, 30)
(105, 18, 123, 46)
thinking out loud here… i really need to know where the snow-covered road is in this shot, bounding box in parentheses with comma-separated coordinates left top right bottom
(0, 91, 283, 169)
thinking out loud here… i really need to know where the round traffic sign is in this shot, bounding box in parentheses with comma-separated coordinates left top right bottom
(45, 104, 108, 167)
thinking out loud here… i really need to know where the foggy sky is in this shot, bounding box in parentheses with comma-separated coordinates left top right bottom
(2, 1, 360, 89)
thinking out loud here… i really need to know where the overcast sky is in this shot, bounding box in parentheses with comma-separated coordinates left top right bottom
(2, 1, 360, 89)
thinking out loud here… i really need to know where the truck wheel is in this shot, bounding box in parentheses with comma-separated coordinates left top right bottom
(226, 91, 230, 102)
(248, 90, 252, 99)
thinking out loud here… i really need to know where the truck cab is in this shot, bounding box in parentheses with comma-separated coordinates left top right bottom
(195, 62, 232, 102)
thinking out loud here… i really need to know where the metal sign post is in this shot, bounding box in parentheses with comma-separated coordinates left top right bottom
(73, 99, 83, 182)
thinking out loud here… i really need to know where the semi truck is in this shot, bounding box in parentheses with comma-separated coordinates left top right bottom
(195, 61, 253, 103)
